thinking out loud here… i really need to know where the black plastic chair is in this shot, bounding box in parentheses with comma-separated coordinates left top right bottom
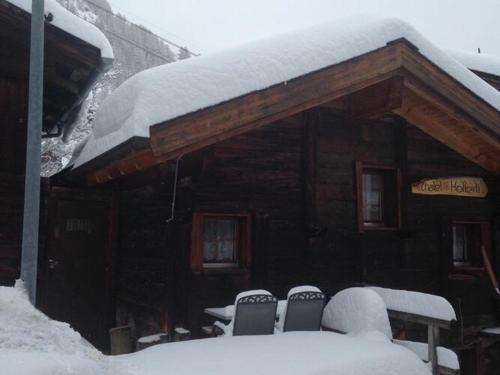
(214, 290, 278, 336)
(281, 287, 325, 332)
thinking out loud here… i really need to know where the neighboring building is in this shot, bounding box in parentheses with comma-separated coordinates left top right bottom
(43, 0, 186, 176)
(45, 18, 499, 372)
(0, 0, 112, 284)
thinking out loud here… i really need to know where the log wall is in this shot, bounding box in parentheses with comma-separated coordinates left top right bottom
(0, 78, 27, 285)
(113, 108, 499, 343)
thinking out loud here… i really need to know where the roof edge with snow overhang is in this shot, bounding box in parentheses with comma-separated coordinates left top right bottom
(68, 17, 500, 184)
(5, 0, 113, 61)
(447, 49, 500, 78)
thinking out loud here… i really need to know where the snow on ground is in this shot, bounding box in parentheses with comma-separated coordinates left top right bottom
(73, 16, 500, 169)
(481, 327, 500, 335)
(0, 283, 438, 375)
(368, 287, 456, 322)
(0, 281, 111, 375)
(322, 287, 393, 339)
(112, 332, 431, 375)
(393, 339, 460, 370)
(448, 49, 500, 77)
(6, 0, 113, 59)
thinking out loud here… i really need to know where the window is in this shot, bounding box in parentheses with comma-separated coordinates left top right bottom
(203, 218, 238, 265)
(450, 220, 491, 270)
(363, 173, 384, 224)
(190, 213, 251, 272)
(356, 162, 401, 232)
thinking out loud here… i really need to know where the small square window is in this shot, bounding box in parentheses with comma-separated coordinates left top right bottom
(356, 162, 401, 232)
(451, 221, 490, 270)
(190, 213, 252, 272)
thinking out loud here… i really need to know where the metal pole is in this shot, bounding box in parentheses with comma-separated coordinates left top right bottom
(21, 0, 45, 305)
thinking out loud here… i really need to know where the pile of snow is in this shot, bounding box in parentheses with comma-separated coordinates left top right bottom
(393, 340, 460, 371)
(393, 340, 460, 370)
(112, 331, 430, 375)
(0, 281, 109, 375)
(321, 287, 393, 339)
(73, 16, 500, 169)
(481, 327, 500, 335)
(448, 49, 500, 77)
(368, 287, 456, 322)
(7, 0, 113, 59)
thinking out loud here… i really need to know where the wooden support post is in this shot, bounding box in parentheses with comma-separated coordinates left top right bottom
(476, 336, 484, 375)
(428, 325, 440, 375)
(302, 110, 318, 251)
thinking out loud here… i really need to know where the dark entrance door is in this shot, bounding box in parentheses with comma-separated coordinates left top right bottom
(42, 188, 115, 350)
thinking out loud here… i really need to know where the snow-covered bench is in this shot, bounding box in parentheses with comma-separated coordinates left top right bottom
(368, 287, 459, 375)
(322, 287, 459, 375)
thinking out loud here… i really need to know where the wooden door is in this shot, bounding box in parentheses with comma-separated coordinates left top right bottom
(42, 189, 116, 350)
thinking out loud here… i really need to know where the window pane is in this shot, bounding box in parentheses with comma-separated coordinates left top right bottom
(203, 220, 217, 241)
(203, 241, 216, 262)
(452, 225, 467, 263)
(452, 223, 481, 267)
(363, 173, 383, 223)
(219, 240, 236, 262)
(203, 218, 237, 264)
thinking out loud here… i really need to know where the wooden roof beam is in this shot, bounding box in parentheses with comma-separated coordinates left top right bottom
(83, 40, 500, 185)
(149, 44, 406, 161)
(394, 87, 500, 173)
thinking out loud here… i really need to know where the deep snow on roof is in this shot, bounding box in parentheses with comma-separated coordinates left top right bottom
(448, 49, 500, 77)
(73, 16, 500, 169)
(7, 0, 113, 60)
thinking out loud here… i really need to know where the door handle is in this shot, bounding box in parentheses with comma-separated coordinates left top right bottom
(48, 259, 59, 269)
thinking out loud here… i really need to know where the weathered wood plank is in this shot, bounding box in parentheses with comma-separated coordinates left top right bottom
(149, 45, 405, 158)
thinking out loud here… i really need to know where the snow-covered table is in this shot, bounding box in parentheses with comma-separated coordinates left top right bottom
(112, 331, 431, 375)
(204, 299, 287, 321)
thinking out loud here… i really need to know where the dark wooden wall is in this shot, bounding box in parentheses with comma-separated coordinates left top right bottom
(112, 115, 306, 338)
(112, 108, 499, 342)
(114, 180, 171, 338)
(0, 78, 27, 285)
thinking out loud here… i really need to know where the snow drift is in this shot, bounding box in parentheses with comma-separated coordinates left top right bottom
(112, 332, 431, 375)
(0, 281, 109, 375)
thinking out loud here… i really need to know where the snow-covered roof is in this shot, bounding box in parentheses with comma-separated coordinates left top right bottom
(448, 49, 500, 77)
(73, 16, 500, 169)
(7, 0, 113, 60)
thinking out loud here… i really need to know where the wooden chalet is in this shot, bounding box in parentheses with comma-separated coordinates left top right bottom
(0, 0, 112, 284)
(44, 18, 499, 370)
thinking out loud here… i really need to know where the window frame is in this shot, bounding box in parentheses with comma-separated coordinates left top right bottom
(190, 212, 252, 272)
(356, 161, 402, 233)
(447, 217, 492, 273)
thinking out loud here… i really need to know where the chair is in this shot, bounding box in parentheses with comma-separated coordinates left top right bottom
(276, 286, 325, 332)
(213, 289, 278, 336)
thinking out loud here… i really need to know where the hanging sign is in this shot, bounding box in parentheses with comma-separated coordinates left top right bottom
(411, 177, 488, 198)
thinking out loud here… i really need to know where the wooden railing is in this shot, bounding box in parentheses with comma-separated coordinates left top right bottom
(388, 309, 458, 375)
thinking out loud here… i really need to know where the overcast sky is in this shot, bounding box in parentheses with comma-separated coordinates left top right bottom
(106, 0, 500, 57)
